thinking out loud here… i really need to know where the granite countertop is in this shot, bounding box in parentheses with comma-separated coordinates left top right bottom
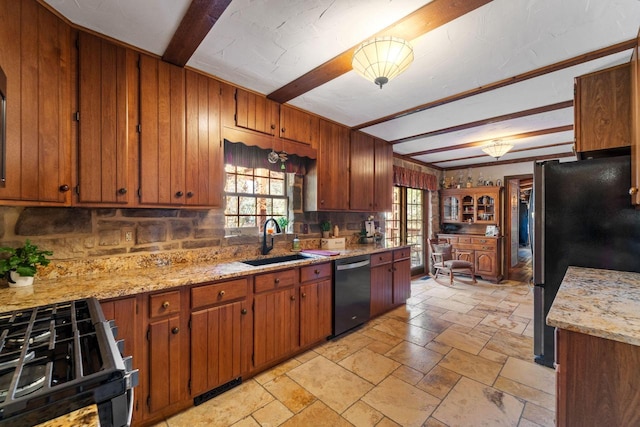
(547, 266, 640, 346)
(0, 244, 408, 312)
(35, 404, 99, 427)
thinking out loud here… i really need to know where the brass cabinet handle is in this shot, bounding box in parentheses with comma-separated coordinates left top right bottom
(118, 187, 127, 194)
(630, 187, 639, 195)
(301, 292, 307, 298)
(162, 301, 170, 309)
(241, 308, 247, 315)
(314, 269, 320, 275)
(388, 268, 393, 272)
(187, 191, 194, 198)
(175, 191, 184, 197)
(281, 127, 286, 133)
(59, 184, 70, 192)
(290, 295, 295, 301)
(219, 290, 225, 297)
(274, 278, 280, 284)
(171, 327, 179, 334)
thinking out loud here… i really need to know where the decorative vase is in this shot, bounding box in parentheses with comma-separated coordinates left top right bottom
(8, 271, 34, 288)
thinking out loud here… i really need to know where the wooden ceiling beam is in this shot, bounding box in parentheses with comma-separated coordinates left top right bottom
(390, 100, 573, 145)
(355, 38, 637, 130)
(267, 0, 493, 104)
(443, 152, 575, 171)
(162, 0, 232, 67)
(403, 125, 573, 157)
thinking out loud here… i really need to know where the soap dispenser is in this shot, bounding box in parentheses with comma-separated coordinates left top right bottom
(292, 234, 300, 251)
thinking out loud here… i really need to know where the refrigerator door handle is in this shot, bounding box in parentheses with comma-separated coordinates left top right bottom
(533, 162, 545, 285)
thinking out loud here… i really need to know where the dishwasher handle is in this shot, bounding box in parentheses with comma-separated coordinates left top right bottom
(336, 259, 370, 271)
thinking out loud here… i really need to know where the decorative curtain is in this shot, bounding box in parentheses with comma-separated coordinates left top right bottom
(393, 165, 437, 191)
(224, 140, 309, 175)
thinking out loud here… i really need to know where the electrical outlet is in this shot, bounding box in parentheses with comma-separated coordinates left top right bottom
(122, 228, 135, 243)
(302, 223, 309, 234)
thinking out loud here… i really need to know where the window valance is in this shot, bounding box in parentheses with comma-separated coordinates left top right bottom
(393, 165, 437, 191)
(224, 140, 309, 175)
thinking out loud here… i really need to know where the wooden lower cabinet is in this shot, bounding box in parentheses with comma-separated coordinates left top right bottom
(370, 261, 393, 317)
(370, 248, 412, 316)
(253, 286, 299, 368)
(438, 234, 503, 282)
(556, 328, 640, 427)
(299, 279, 332, 347)
(392, 258, 411, 304)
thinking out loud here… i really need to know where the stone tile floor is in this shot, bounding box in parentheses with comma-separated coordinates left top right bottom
(153, 275, 555, 427)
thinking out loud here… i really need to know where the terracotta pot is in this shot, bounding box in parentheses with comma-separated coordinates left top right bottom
(322, 231, 331, 238)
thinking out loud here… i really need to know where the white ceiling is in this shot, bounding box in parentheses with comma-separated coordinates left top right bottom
(43, 0, 640, 169)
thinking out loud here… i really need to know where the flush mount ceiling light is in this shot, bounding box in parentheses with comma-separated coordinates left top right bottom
(352, 36, 414, 89)
(482, 139, 514, 160)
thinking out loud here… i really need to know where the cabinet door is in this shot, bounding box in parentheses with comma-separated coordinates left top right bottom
(455, 250, 474, 264)
(139, 54, 186, 205)
(374, 138, 393, 211)
(392, 259, 411, 305)
(190, 300, 251, 396)
(475, 193, 498, 223)
(100, 297, 141, 423)
(77, 32, 136, 204)
(441, 194, 461, 222)
(299, 280, 332, 347)
(350, 131, 374, 211)
(370, 264, 393, 316)
(0, 1, 71, 204)
(461, 194, 475, 223)
(185, 70, 223, 207)
(575, 63, 631, 152)
(279, 105, 318, 145)
(148, 315, 186, 413)
(631, 41, 640, 205)
(475, 251, 495, 276)
(316, 119, 350, 210)
(235, 88, 278, 135)
(253, 288, 298, 367)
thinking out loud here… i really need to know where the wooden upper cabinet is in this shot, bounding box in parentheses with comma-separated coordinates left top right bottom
(305, 119, 349, 211)
(630, 34, 640, 206)
(0, 0, 72, 205)
(350, 131, 375, 211)
(76, 32, 138, 205)
(234, 88, 278, 136)
(185, 70, 223, 207)
(139, 54, 186, 206)
(374, 138, 393, 211)
(279, 105, 318, 145)
(575, 63, 631, 153)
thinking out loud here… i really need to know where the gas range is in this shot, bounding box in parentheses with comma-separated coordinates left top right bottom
(0, 298, 137, 426)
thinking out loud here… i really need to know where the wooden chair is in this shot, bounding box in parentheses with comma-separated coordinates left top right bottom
(428, 238, 476, 286)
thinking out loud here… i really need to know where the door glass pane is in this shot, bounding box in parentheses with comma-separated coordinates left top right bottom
(385, 187, 401, 247)
(406, 188, 423, 269)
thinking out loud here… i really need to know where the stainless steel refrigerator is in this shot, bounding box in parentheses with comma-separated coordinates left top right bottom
(532, 155, 640, 367)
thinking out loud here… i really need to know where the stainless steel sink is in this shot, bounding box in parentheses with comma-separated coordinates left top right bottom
(241, 253, 309, 266)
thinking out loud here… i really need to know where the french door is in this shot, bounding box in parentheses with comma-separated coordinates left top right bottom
(385, 186, 425, 275)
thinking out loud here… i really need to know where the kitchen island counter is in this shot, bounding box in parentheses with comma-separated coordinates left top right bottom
(547, 265, 640, 346)
(0, 244, 409, 311)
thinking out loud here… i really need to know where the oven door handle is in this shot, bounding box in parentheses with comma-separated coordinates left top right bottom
(126, 386, 134, 427)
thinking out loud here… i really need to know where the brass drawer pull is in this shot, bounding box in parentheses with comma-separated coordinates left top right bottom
(274, 278, 280, 284)
(314, 269, 320, 275)
(162, 301, 170, 309)
(219, 290, 225, 297)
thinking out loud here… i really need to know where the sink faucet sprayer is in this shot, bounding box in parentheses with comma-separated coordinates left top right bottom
(262, 218, 282, 255)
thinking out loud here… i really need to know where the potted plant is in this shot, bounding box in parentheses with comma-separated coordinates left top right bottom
(320, 220, 331, 238)
(277, 217, 289, 233)
(0, 239, 52, 288)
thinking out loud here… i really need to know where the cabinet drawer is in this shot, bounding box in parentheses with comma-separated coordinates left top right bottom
(393, 248, 410, 261)
(191, 278, 248, 310)
(370, 251, 393, 267)
(457, 237, 472, 244)
(254, 269, 297, 293)
(471, 237, 497, 247)
(300, 262, 332, 282)
(149, 291, 181, 319)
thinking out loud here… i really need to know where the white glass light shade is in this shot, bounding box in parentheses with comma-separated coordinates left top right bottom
(352, 36, 414, 89)
(482, 140, 514, 159)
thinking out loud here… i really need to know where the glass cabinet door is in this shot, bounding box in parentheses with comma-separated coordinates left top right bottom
(442, 195, 460, 222)
(476, 194, 496, 223)
(461, 195, 474, 224)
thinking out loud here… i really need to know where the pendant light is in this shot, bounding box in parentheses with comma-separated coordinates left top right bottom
(352, 36, 414, 89)
(482, 139, 513, 160)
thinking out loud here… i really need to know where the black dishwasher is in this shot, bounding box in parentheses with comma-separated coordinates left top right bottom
(333, 255, 371, 337)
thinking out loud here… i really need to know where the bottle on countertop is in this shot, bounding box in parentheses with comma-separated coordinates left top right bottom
(292, 234, 300, 251)
(333, 225, 339, 237)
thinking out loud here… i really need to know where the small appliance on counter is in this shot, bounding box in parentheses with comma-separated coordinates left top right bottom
(0, 298, 138, 426)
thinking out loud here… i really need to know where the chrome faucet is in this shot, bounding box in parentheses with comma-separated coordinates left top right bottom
(262, 218, 281, 255)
